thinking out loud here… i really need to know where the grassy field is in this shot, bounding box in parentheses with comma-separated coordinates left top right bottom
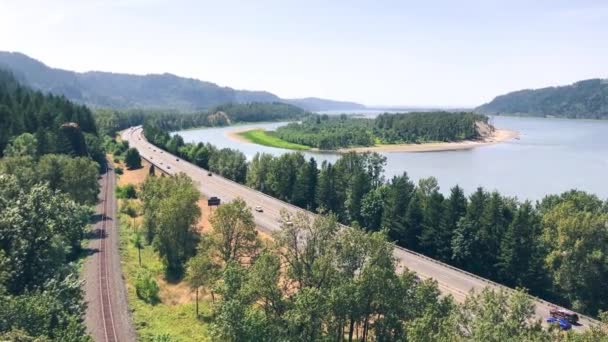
(238, 129, 311, 150)
(118, 201, 212, 341)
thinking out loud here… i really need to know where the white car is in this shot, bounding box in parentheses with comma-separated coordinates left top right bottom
(254, 206, 263, 212)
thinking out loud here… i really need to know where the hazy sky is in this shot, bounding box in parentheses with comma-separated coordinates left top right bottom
(1, 0, 607, 106)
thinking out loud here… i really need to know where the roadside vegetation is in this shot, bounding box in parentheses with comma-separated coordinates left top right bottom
(0, 69, 101, 340)
(238, 128, 311, 150)
(146, 119, 608, 318)
(114, 160, 212, 341)
(117, 161, 608, 340)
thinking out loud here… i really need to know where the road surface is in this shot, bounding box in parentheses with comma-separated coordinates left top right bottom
(122, 126, 596, 330)
(83, 162, 136, 341)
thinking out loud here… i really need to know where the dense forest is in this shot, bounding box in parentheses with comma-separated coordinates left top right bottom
(374, 112, 487, 143)
(0, 51, 365, 111)
(0, 69, 99, 160)
(146, 124, 608, 318)
(95, 101, 308, 136)
(273, 112, 489, 149)
(0, 69, 102, 340)
(476, 78, 608, 119)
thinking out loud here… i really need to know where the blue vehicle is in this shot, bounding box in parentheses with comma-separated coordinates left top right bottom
(546, 317, 572, 330)
(558, 318, 572, 330)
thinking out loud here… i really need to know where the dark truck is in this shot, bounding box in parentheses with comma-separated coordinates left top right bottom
(208, 196, 221, 206)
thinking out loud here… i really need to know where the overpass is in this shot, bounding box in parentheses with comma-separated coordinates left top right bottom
(121, 126, 596, 330)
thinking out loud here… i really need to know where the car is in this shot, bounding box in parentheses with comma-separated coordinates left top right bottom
(284, 220, 293, 226)
(208, 197, 221, 206)
(254, 206, 263, 212)
(208, 172, 212, 176)
(160, 151, 163, 153)
(160, 162, 163, 165)
(167, 165, 171, 169)
(176, 158, 180, 161)
(558, 319, 572, 330)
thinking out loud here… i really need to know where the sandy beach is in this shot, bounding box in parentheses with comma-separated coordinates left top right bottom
(338, 128, 520, 153)
(226, 127, 256, 143)
(226, 127, 520, 153)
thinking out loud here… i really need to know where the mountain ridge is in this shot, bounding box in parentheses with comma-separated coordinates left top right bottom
(476, 78, 608, 119)
(0, 51, 365, 112)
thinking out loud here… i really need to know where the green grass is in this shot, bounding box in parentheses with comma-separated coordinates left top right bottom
(238, 129, 311, 150)
(118, 204, 212, 341)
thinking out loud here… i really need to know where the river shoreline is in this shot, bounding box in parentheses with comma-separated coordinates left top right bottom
(226, 127, 520, 153)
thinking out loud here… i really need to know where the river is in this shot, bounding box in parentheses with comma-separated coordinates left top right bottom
(174, 115, 608, 201)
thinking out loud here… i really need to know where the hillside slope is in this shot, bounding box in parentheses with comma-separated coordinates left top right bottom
(476, 79, 608, 119)
(0, 51, 365, 111)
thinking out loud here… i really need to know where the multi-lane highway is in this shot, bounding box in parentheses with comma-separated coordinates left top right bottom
(122, 126, 596, 330)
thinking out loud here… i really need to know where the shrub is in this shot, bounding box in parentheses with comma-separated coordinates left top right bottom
(125, 148, 142, 169)
(115, 166, 124, 175)
(116, 184, 137, 199)
(135, 270, 160, 304)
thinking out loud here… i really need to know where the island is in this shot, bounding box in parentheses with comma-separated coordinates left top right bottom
(229, 112, 519, 152)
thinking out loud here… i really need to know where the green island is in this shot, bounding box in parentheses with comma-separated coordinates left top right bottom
(237, 112, 490, 150)
(237, 129, 311, 150)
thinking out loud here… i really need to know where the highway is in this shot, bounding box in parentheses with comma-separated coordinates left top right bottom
(122, 125, 596, 330)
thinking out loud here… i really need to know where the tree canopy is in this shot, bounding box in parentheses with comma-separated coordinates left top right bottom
(272, 112, 489, 149)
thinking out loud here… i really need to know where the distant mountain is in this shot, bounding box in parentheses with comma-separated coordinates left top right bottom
(283, 97, 366, 111)
(0, 51, 365, 112)
(476, 79, 608, 119)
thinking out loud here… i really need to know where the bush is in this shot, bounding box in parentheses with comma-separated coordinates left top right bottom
(117, 184, 137, 199)
(125, 148, 142, 169)
(135, 270, 160, 304)
(115, 166, 123, 175)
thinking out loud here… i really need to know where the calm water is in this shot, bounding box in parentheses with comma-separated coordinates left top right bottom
(175, 116, 608, 201)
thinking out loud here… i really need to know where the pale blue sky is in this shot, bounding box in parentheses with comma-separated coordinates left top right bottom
(1, 0, 606, 106)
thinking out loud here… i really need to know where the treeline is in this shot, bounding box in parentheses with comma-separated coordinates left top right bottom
(273, 112, 489, 149)
(145, 124, 248, 183)
(146, 123, 608, 317)
(375, 111, 487, 143)
(0, 69, 98, 159)
(0, 70, 101, 340)
(275, 114, 375, 149)
(95, 101, 308, 136)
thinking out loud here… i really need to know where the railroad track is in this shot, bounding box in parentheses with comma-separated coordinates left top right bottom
(98, 165, 119, 342)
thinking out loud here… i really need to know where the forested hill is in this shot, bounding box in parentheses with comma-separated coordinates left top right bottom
(476, 79, 608, 119)
(0, 51, 365, 111)
(94, 101, 309, 136)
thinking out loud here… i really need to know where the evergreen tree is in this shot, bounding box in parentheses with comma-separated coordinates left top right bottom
(124, 147, 142, 169)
